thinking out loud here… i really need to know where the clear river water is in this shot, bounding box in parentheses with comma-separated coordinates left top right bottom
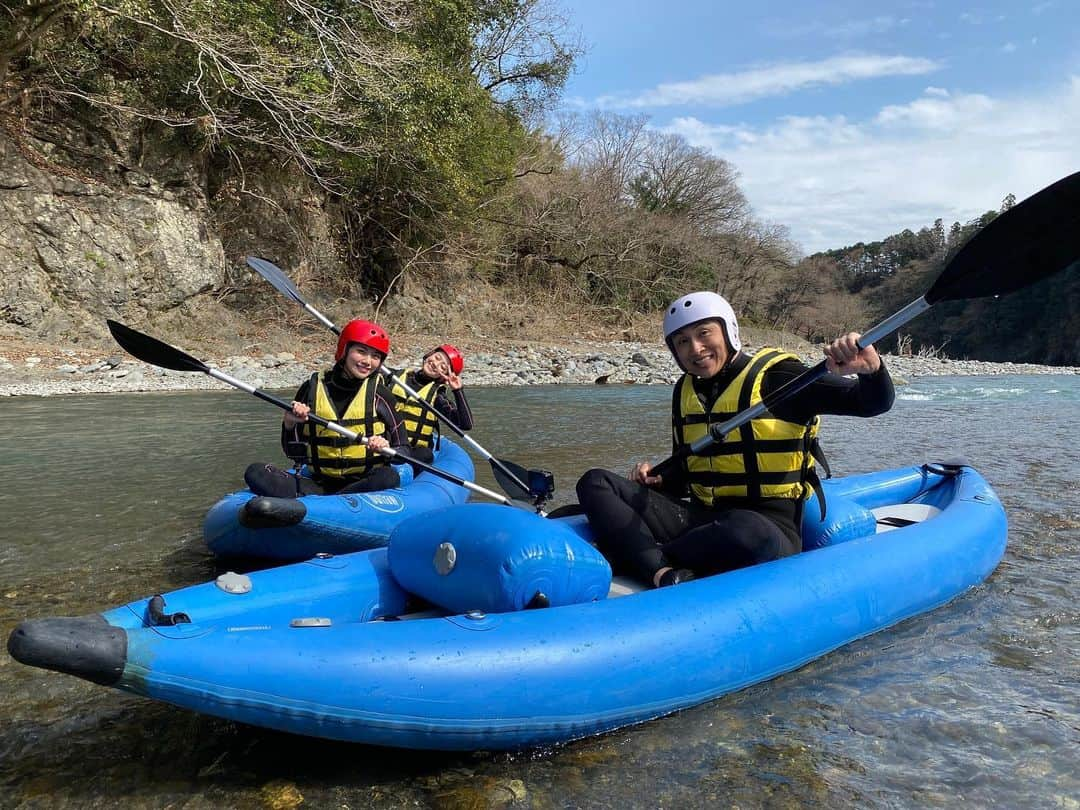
(1, 375, 1077, 808)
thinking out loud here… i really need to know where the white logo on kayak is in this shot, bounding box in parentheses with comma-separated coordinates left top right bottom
(361, 493, 405, 513)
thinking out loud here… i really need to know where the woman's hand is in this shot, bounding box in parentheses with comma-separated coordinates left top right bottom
(630, 460, 662, 487)
(366, 435, 390, 451)
(443, 370, 463, 390)
(824, 332, 881, 375)
(284, 401, 311, 428)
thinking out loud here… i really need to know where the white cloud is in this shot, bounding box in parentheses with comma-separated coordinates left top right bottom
(767, 15, 909, 39)
(875, 92, 996, 130)
(594, 54, 940, 110)
(1002, 42, 1017, 53)
(664, 78, 1080, 253)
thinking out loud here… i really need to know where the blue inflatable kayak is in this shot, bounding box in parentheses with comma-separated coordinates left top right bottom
(8, 462, 1006, 751)
(202, 438, 474, 559)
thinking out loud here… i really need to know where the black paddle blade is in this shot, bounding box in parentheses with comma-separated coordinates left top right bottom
(490, 458, 554, 501)
(490, 457, 532, 497)
(106, 320, 209, 373)
(927, 171, 1080, 304)
(246, 256, 304, 302)
(545, 503, 586, 519)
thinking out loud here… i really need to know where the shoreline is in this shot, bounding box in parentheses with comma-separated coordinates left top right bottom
(2, 340, 1077, 398)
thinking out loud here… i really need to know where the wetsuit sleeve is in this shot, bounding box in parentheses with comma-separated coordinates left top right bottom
(280, 378, 313, 454)
(434, 387, 474, 431)
(657, 463, 690, 499)
(374, 388, 409, 449)
(763, 358, 895, 424)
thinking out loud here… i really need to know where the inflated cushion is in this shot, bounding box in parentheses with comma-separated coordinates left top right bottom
(388, 504, 612, 613)
(800, 493, 877, 551)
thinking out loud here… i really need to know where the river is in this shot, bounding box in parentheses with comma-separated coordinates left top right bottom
(1, 376, 1077, 808)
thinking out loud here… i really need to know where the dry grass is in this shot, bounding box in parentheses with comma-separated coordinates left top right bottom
(0, 278, 818, 367)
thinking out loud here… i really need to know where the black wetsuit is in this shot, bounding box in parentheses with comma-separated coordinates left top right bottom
(576, 353, 895, 583)
(244, 365, 409, 498)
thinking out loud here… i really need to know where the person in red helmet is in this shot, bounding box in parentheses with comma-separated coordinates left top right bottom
(388, 343, 473, 461)
(244, 319, 410, 497)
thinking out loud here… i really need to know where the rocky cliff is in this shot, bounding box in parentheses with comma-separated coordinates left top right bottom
(0, 112, 234, 342)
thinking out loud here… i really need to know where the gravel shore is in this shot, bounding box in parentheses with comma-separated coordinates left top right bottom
(2, 340, 1077, 398)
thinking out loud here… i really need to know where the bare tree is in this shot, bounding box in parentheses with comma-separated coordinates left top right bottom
(762, 254, 832, 332)
(475, 112, 799, 320)
(716, 220, 796, 310)
(630, 132, 749, 234)
(573, 111, 649, 204)
(471, 0, 582, 120)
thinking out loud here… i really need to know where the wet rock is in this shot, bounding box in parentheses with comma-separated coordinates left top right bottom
(260, 779, 304, 809)
(504, 779, 527, 801)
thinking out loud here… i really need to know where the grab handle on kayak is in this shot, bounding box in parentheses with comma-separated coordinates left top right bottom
(147, 595, 191, 627)
(923, 457, 970, 477)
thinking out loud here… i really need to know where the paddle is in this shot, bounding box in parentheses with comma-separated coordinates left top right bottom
(245, 256, 548, 504)
(246, 257, 342, 336)
(650, 170, 1080, 479)
(105, 320, 533, 510)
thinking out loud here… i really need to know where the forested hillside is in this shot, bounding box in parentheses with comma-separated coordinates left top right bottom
(2, 0, 1075, 363)
(800, 201, 1079, 365)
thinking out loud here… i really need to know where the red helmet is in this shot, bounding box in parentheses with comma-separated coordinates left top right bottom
(336, 319, 390, 361)
(426, 344, 464, 375)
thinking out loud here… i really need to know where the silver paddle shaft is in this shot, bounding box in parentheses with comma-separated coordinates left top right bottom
(381, 369, 536, 499)
(383, 370, 489, 460)
(692, 295, 931, 451)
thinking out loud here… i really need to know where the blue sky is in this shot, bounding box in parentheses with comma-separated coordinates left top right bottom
(555, 0, 1080, 253)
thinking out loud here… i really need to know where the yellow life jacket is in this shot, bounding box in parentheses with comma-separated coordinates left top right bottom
(390, 375, 443, 450)
(303, 372, 387, 479)
(672, 348, 820, 507)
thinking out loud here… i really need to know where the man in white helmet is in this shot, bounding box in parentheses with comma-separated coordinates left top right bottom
(576, 291, 895, 588)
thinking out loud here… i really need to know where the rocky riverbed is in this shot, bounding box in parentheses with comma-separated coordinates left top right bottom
(1, 339, 1077, 398)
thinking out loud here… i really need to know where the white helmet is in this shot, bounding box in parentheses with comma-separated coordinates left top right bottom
(663, 291, 741, 355)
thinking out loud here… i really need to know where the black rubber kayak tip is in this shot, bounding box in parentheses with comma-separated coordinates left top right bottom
(239, 496, 308, 529)
(7, 615, 126, 686)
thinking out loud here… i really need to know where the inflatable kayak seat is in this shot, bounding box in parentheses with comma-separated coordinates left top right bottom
(871, 503, 942, 531)
(388, 504, 612, 614)
(800, 495, 878, 551)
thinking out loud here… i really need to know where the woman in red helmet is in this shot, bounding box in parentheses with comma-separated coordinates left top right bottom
(389, 344, 474, 461)
(244, 319, 409, 497)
